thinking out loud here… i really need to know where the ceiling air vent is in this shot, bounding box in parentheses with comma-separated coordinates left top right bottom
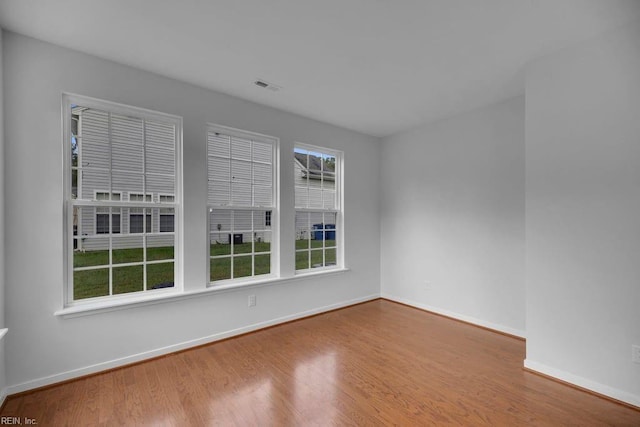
(254, 79, 282, 92)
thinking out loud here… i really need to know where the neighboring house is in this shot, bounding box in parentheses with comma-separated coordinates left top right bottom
(73, 106, 175, 251)
(208, 209, 272, 245)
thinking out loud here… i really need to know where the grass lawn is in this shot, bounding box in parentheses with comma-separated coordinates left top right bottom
(74, 240, 338, 297)
(73, 246, 174, 300)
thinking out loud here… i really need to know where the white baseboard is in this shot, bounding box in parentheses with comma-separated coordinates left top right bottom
(0, 328, 7, 407)
(524, 359, 640, 408)
(381, 293, 526, 339)
(5, 294, 380, 396)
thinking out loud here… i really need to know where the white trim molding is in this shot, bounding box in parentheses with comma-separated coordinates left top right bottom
(524, 359, 640, 408)
(381, 293, 526, 339)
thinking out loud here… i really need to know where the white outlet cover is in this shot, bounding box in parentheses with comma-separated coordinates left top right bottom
(248, 295, 257, 307)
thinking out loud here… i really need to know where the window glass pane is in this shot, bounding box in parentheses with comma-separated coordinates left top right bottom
(233, 210, 252, 231)
(147, 235, 174, 261)
(308, 187, 323, 208)
(74, 227, 109, 267)
(211, 257, 231, 281)
(233, 255, 252, 278)
(129, 210, 151, 234)
(231, 137, 252, 160)
(296, 251, 310, 271)
(74, 269, 109, 300)
(145, 121, 175, 150)
(322, 154, 336, 172)
(146, 173, 175, 195)
(324, 248, 337, 266)
(253, 163, 272, 186)
(71, 167, 78, 199)
(112, 171, 144, 195)
(112, 142, 143, 172)
(323, 190, 336, 209)
(310, 249, 324, 268)
(293, 149, 308, 169)
(113, 265, 144, 294)
(252, 140, 272, 163)
(231, 182, 252, 206)
(255, 254, 270, 276)
(147, 262, 174, 290)
(96, 213, 110, 234)
(211, 243, 231, 257)
(112, 235, 144, 264)
(233, 238, 252, 254)
(208, 133, 230, 158)
(210, 210, 231, 234)
(74, 249, 109, 268)
(146, 145, 175, 176)
(160, 213, 175, 233)
(294, 186, 309, 209)
(209, 180, 230, 206)
(254, 233, 271, 253)
(111, 114, 143, 146)
(254, 185, 273, 206)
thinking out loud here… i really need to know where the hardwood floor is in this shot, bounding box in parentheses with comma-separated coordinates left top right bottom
(2, 299, 639, 426)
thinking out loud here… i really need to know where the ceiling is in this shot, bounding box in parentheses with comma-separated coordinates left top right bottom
(1, 0, 639, 137)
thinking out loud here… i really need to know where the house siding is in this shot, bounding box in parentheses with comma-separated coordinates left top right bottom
(75, 107, 175, 251)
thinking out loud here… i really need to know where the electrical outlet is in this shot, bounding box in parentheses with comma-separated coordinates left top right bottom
(632, 345, 640, 363)
(248, 294, 257, 307)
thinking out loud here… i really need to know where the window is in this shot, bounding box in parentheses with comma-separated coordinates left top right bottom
(294, 145, 342, 272)
(64, 94, 181, 303)
(207, 124, 277, 283)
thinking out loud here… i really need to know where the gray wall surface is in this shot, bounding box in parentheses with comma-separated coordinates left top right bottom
(2, 31, 380, 391)
(525, 20, 640, 405)
(380, 97, 526, 336)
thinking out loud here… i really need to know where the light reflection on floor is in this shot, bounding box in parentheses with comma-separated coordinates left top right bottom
(293, 351, 337, 424)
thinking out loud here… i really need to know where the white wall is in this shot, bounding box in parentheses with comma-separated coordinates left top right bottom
(2, 32, 380, 392)
(525, 20, 640, 406)
(0, 28, 8, 402)
(380, 96, 526, 337)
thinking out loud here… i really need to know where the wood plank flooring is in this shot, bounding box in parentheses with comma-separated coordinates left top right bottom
(2, 299, 639, 426)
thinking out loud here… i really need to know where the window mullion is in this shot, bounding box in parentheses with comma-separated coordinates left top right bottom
(108, 112, 113, 197)
(230, 210, 235, 279)
(108, 206, 113, 296)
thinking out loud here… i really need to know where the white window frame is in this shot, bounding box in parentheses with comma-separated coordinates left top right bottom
(63, 93, 183, 307)
(207, 124, 279, 286)
(294, 143, 344, 274)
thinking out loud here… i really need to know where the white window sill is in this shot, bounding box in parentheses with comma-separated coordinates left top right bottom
(55, 267, 350, 319)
